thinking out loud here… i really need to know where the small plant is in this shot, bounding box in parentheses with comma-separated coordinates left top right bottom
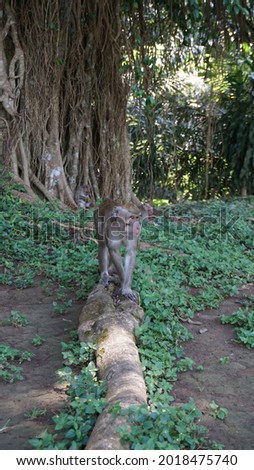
(25, 407, 47, 419)
(8, 311, 29, 327)
(176, 357, 195, 372)
(0, 344, 34, 383)
(32, 335, 46, 347)
(56, 287, 68, 300)
(242, 294, 254, 307)
(21, 350, 34, 361)
(0, 365, 24, 383)
(61, 340, 96, 367)
(221, 308, 254, 349)
(53, 300, 73, 315)
(209, 401, 228, 420)
(219, 356, 230, 365)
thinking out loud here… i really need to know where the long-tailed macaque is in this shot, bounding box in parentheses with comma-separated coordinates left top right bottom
(74, 185, 93, 209)
(94, 199, 142, 301)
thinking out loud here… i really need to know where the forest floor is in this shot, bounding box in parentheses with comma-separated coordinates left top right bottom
(0, 279, 253, 450)
(172, 283, 254, 450)
(0, 278, 82, 450)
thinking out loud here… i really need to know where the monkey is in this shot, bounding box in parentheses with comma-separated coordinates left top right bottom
(94, 199, 142, 302)
(130, 193, 153, 221)
(140, 202, 153, 220)
(74, 184, 93, 209)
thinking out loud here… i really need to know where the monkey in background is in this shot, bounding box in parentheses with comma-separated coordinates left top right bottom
(94, 199, 144, 302)
(74, 185, 93, 209)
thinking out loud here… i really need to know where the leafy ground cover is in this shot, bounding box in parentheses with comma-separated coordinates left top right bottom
(1, 180, 254, 449)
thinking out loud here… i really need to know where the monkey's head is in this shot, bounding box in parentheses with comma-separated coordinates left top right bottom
(142, 202, 153, 217)
(111, 203, 141, 240)
(112, 203, 141, 222)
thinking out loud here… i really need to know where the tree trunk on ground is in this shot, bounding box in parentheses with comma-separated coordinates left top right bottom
(78, 284, 147, 450)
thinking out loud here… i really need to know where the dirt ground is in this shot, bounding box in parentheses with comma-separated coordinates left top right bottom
(0, 279, 82, 450)
(172, 283, 254, 450)
(0, 280, 253, 450)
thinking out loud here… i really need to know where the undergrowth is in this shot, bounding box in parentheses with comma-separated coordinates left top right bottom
(0, 344, 34, 383)
(0, 179, 97, 299)
(221, 304, 254, 349)
(1, 177, 254, 449)
(30, 339, 107, 450)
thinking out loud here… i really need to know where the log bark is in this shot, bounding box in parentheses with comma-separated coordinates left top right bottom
(78, 284, 147, 450)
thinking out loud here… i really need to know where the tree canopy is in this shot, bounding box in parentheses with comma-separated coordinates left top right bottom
(0, 0, 253, 204)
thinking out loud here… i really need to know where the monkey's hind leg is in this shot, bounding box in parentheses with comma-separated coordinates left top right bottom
(98, 243, 110, 287)
(120, 287, 138, 302)
(97, 244, 119, 287)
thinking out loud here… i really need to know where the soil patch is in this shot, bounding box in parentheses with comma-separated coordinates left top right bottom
(0, 279, 82, 450)
(172, 283, 254, 450)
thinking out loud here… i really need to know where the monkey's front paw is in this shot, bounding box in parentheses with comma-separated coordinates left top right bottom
(120, 288, 138, 302)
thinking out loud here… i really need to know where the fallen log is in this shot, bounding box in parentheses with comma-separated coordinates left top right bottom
(78, 284, 147, 450)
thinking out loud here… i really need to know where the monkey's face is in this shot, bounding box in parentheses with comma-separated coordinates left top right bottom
(106, 210, 141, 242)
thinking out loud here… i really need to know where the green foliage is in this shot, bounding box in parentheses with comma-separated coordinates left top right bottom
(219, 64, 254, 195)
(31, 341, 106, 450)
(221, 308, 254, 349)
(0, 344, 34, 383)
(126, 196, 254, 449)
(25, 407, 47, 419)
(8, 311, 29, 327)
(53, 300, 73, 315)
(80, 196, 254, 448)
(32, 335, 46, 347)
(117, 400, 221, 450)
(130, 71, 217, 200)
(209, 401, 228, 420)
(61, 339, 96, 367)
(2, 187, 254, 449)
(127, 1, 254, 200)
(176, 357, 195, 372)
(219, 356, 230, 365)
(1, 187, 97, 299)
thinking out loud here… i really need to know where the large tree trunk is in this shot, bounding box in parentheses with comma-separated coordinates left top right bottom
(1, 0, 132, 204)
(43, 93, 76, 207)
(0, 0, 24, 172)
(92, 0, 132, 201)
